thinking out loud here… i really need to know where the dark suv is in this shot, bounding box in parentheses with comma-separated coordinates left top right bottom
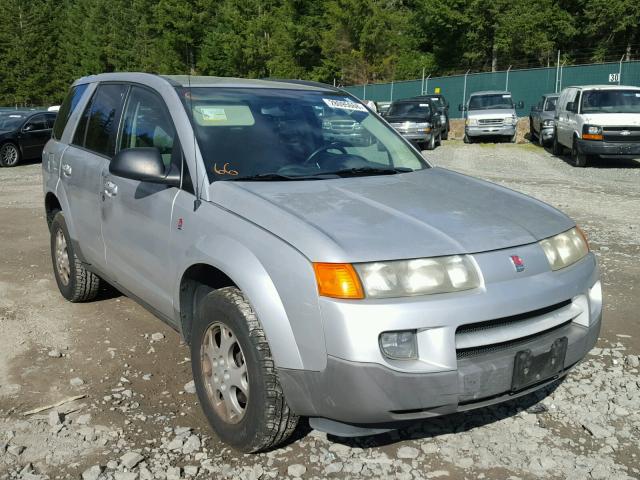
(385, 98, 445, 150)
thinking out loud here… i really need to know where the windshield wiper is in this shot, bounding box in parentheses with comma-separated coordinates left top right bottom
(321, 167, 414, 177)
(226, 172, 334, 181)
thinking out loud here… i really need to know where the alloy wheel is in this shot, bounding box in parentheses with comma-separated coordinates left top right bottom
(54, 229, 71, 286)
(0, 144, 18, 166)
(200, 322, 249, 424)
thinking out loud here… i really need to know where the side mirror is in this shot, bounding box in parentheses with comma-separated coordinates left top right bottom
(23, 124, 35, 132)
(458, 104, 465, 112)
(516, 101, 524, 109)
(566, 101, 574, 113)
(446, 102, 450, 109)
(110, 148, 180, 187)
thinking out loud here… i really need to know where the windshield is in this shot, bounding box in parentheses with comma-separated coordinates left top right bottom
(430, 97, 445, 108)
(469, 94, 514, 110)
(179, 88, 427, 182)
(387, 102, 431, 118)
(0, 114, 25, 130)
(581, 90, 640, 114)
(544, 97, 558, 111)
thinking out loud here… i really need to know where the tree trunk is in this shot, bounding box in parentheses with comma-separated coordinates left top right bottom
(626, 42, 631, 62)
(491, 43, 498, 72)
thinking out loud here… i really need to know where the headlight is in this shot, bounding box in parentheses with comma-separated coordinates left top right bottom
(466, 118, 478, 127)
(504, 115, 516, 125)
(542, 119, 555, 127)
(539, 227, 589, 271)
(354, 255, 481, 298)
(582, 125, 603, 140)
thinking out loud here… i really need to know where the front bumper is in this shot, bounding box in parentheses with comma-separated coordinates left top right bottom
(278, 246, 601, 427)
(398, 131, 432, 143)
(577, 139, 640, 158)
(466, 125, 516, 138)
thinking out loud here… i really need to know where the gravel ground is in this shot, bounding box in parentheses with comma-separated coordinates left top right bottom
(1, 144, 639, 480)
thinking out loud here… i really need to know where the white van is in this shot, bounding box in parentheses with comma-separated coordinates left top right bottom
(553, 85, 640, 166)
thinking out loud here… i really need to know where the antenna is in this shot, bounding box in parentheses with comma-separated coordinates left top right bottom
(188, 73, 202, 211)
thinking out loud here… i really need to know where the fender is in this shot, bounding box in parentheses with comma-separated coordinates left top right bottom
(175, 234, 307, 371)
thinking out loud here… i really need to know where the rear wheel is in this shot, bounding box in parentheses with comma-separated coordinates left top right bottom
(50, 212, 101, 302)
(191, 287, 298, 453)
(0, 142, 20, 167)
(571, 138, 590, 167)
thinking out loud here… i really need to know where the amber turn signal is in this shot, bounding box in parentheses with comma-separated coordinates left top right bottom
(582, 133, 603, 141)
(313, 263, 364, 299)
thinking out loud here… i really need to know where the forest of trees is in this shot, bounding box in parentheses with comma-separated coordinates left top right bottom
(0, 0, 638, 106)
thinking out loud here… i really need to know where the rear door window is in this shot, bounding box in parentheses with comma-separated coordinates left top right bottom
(74, 84, 128, 157)
(52, 84, 88, 140)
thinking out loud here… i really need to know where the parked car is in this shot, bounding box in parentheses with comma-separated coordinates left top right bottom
(44, 73, 601, 452)
(411, 94, 450, 139)
(385, 98, 445, 150)
(553, 85, 640, 167)
(460, 90, 524, 143)
(529, 93, 559, 146)
(0, 110, 56, 167)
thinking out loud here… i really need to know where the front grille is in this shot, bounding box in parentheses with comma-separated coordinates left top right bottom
(478, 118, 504, 126)
(456, 319, 572, 359)
(455, 300, 573, 359)
(456, 300, 572, 336)
(603, 126, 640, 143)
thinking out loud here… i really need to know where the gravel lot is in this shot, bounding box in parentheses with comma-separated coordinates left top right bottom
(1, 143, 639, 480)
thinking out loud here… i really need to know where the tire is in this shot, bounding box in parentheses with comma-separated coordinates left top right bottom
(552, 131, 562, 156)
(538, 130, 545, 147)
(571, 138, 589, 167)
(436, 131, 442, 146)
(463, 133, 472, 144)
(509, 132, 517, 143)
(50, 212, 101, 302)
(442, 123, 449, 140)
(426, 134, 436, 150)
(529, 120, 536, 141)
(0, 142, 21, 167)
(191, 287, 298, 453)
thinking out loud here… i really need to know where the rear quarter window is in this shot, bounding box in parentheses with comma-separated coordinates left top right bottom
(52, 84, 88, 140)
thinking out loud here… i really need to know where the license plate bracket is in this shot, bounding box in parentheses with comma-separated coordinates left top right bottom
(511, 337, 568, 392)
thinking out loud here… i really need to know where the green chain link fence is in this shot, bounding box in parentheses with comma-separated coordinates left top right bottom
(344, 60, 640, 119)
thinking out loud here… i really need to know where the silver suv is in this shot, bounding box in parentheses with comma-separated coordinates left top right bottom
(43, 73, 602, 452)
(461, 90, 524, 143)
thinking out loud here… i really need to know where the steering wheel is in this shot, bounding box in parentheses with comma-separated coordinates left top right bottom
(304, 142, 348, 166)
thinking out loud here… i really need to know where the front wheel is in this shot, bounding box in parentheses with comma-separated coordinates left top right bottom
(191, 287, 298, 453)
(442, 124, 449, 140)
(50, 212, 101, 302)
(426, 134, 436, 150)
(509, 132, 517, 143)
(571, 138, 590, 167)
(0, 142, 21, 167)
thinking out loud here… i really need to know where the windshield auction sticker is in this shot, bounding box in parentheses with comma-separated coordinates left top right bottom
(323, 98, 368, 112)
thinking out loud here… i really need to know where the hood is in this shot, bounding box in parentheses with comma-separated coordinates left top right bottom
(208, 168, 573, 263)
(580, 113, 640, 127)
(467, 108, 515, 119)
(540, 110, 556, 121)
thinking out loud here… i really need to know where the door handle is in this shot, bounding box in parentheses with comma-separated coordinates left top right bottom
(104, 180, 118, 197)
(61, 163, 72, 177)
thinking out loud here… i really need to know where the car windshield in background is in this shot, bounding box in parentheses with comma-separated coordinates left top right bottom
(0, 115, 25, 130)
(388, 102, 431, 118)
(430, 97, 445, 108)
(469, 94, 514, 110)
(179, 88, 427, 182)
(581, 90, 640, 114)
(544, 97, 558, 111)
